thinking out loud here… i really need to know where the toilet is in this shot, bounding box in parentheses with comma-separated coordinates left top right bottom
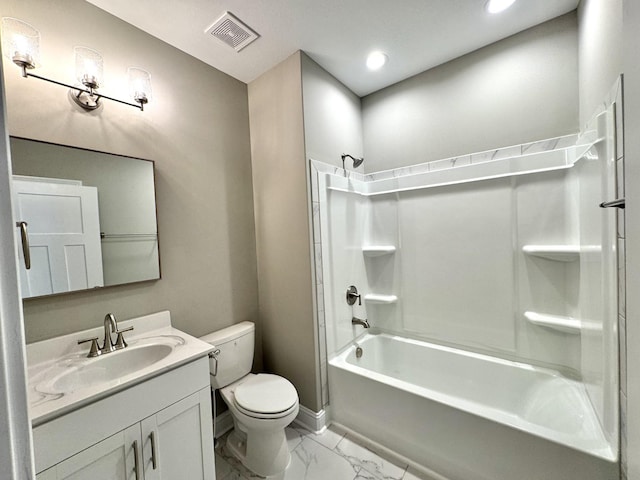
(200, 322, 299, 477)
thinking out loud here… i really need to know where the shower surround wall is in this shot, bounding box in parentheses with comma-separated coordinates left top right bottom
(314, 133, 586, 372)
(310, 102, 622, 476)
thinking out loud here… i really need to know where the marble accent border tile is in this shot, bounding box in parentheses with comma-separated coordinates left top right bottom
(312, 202, 321, 243)
(309, 160, 330, 414)
(429, 158, 450, 171)
(449, 154, 471, 167)
(617, 158, 625, 199)
(615, 100, 624, 161)
(618, 236, 626, 313)
(620, 314, 627, 396)
(621, 389, 628, 475)
(316, 284, 325, 314)
(310, 164, 320, 202)
(315, 243, 323, 285)
(361, 133, 578, 183)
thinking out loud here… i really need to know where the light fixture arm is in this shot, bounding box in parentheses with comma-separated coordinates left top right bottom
(18, 63, 145, 111)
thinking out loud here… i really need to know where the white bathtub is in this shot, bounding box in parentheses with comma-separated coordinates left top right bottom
(328, 333, 618, 480)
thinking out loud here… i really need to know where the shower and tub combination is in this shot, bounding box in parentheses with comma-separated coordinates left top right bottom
(311, 85, 623, 480)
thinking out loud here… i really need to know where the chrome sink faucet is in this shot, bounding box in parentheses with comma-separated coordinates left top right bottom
(352, 317, 370, 328)
(78, 313, 134, 358)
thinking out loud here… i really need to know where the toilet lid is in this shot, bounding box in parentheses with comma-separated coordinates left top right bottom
(234, 374, 298, 414)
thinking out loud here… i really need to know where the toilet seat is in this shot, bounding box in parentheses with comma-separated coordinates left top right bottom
(234, 374, 298, 419)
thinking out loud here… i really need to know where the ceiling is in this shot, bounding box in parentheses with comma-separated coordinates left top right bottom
(86, 0, 580, 97)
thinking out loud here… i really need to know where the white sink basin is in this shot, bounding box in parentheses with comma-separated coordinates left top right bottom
(27, 311, 215, 426)
(39, 343, 173, 395)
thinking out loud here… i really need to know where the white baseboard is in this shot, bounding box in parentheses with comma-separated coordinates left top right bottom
(292, 405, 329, 434)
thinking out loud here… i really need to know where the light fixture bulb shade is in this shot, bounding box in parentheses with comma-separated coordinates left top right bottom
(128, 67, 152, 104)
(74, 46, 103, 88)
(1, 17, 40, 68)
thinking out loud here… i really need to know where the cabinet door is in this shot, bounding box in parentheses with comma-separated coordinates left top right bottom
(44, 424, 142, 480)
(141, 387, 215, 480)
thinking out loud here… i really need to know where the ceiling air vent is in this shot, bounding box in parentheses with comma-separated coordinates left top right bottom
(205, 12, 259, 52)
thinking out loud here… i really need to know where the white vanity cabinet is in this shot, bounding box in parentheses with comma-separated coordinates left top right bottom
(33, 357, 215, 480)
(140, 388, 213, 480)
(35, 424, 140, 480)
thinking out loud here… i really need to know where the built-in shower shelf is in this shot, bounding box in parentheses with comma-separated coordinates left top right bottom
(524, 311, 581, 334)
(523, 245, 602, 261)
(522, 245, 580, 262)
(362, 246, 396, 257)
(364, 294, 398, 304)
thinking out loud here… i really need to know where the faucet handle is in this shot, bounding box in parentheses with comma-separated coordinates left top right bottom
(346, 285, 362, 306)
(78, 337, 101, 357)
(113, 326, 134, 350)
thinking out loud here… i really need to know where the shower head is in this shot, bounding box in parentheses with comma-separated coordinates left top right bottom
(341, 153, 364, 170)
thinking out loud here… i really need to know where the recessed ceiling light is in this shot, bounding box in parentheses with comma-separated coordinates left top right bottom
(366, 51, 387, 71)
(486, 0, 516, 14)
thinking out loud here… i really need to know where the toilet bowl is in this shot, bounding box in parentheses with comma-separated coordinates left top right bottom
(200, 322, 299, 477)
(221, 373, 299, 476)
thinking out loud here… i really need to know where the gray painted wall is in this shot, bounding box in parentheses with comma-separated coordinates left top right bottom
(624, 0, 640, 476)
(1, 0, 259, 348)
(362, 13, 579, 172)
(248, 52, 319, 411)
(578, 0, 623, 128)
(301, 53, 363, 168)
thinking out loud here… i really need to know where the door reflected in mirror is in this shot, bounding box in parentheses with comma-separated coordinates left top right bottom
(10, 137, 160, 299)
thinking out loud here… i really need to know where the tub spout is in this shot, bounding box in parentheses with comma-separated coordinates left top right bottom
(352, 317, 370, 328)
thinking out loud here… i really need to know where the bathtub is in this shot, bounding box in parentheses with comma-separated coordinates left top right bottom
(328, 333, 618, 480)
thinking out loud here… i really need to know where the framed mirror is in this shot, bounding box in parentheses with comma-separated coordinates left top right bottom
(10, 137, 160, 299)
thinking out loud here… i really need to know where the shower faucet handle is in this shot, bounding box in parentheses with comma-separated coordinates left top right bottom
(346, 285, 362, 306)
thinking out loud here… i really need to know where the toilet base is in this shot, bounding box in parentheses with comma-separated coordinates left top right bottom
(225, 427, 291, 478)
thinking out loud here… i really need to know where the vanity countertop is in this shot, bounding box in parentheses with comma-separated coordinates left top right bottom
(26, 311, 213, 426)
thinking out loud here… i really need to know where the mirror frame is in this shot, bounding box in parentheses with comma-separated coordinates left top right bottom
(10, 136, 161, 299)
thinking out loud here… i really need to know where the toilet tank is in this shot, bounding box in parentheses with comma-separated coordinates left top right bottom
(200, 321, 255, 389)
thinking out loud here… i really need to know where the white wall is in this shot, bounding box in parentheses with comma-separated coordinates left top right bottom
(321, 185, 369, 355)
(362, 13, 579, 172)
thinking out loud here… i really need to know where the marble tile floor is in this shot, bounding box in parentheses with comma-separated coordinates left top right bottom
(215, 424, 435, 480)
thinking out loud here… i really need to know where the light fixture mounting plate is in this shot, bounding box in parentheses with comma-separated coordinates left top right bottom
(69, 88, 101, 111)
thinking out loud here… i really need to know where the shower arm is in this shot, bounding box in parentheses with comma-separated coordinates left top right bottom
(341, 153, 364, 171)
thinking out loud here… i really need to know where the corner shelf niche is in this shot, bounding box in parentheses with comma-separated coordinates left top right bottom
(362, 245, 396, 257)
(522, 244, 602, 262)
(364, 294, 398, 304)
(522, 245, 580, 262)
(524, 311, 581, 335)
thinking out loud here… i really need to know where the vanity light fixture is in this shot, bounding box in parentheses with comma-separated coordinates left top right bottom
(485, 0, 516, 14)
(2, 17, 152, 111)
(366, 50, 388, 71)
(127, 67, 152, 108)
